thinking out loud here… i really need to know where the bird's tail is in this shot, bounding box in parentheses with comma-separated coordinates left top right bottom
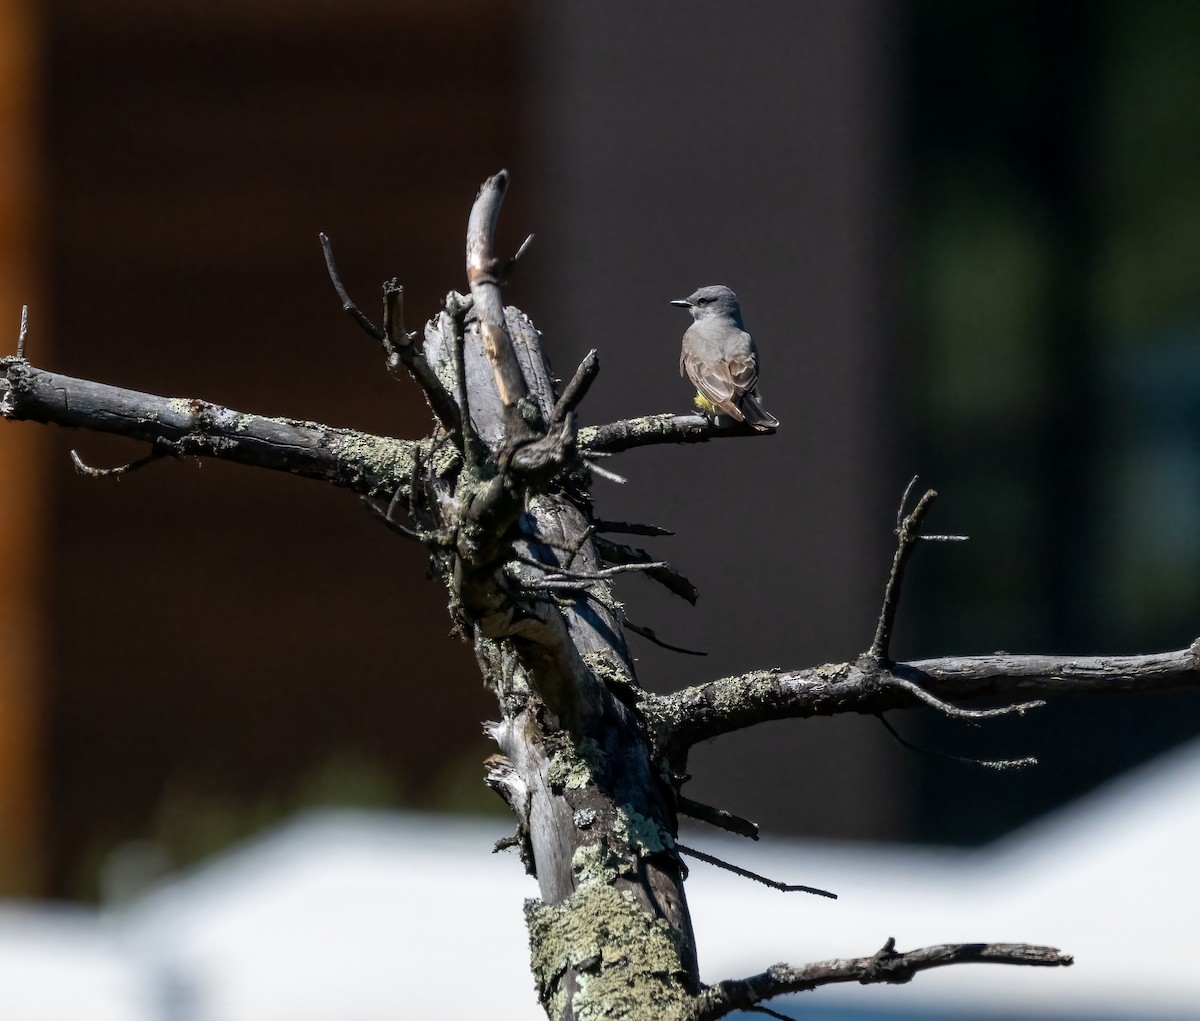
(741, 391, 779, 432)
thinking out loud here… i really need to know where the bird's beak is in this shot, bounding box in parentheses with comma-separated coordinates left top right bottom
(669, 299, 692, 308)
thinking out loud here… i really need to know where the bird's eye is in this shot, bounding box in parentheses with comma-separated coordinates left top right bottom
(697, 297, 710, 305)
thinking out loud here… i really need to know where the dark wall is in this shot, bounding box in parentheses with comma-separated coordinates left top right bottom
(42, 0, 537, 895)
(36, 0, 1200, 895)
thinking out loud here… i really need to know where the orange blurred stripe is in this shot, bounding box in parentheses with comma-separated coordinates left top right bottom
(0, 0, 44, 895)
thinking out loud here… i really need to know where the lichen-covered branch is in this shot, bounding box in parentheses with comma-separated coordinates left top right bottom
(0, 356, 418, 498)
(691, 938, 1073, 1021)
(645, 642, 1200, 756)
(579, 413, 774, 454)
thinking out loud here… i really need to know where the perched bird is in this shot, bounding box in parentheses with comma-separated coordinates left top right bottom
(671, 284, 779, 431)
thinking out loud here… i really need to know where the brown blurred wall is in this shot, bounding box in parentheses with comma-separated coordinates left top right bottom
(16, 0, 899, 896)
(40, 0, 535, 896)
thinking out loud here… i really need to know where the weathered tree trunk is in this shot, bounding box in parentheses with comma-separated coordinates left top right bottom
(4, 170, 1198, 1020)
(419, 176, 701, 1018)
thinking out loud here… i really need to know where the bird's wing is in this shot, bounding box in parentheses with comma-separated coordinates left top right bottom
(682, 323, 761, 420)
(683, 349, 742, 419)
(725, 346, 759, 397)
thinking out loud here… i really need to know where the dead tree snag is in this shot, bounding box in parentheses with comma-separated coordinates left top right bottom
(4, 171, 1196, 1020)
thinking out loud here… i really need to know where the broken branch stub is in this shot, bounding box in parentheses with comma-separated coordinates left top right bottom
(466, 170, 529, 410)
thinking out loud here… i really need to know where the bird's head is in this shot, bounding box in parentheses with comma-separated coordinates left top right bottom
(670, 284, 743, 327)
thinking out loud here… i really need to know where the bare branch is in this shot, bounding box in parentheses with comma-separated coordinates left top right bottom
(551, 349, 599, 424)
(383, 280, 464, 439)
(692, 938, 1073, 1021)
(360, 496, 427, 543)
(625, 620, 708, 657)
(466, 170, 528, 408)
(869, 480, 938, 663)
(645, 642, 1200, 754)
(319, 231, 386, 342)
(584, 458, 628, 486)
(0, 358, 418, 500)
(596, 536, 698, 604)
(882, 674, 1045, 720)
(71, 447, 168, 479)
(676, 795, 757, 839)
(16, 305, 28, 360)
(676, 843, 835, 898)
(744, 1005, 794, 1021)
(579, 413, 776, 454)
(875, 713, 1038, 771)
(514, 553, 674, 585)
(445, 291, 485, 468)
(320, 234, 462, 436)
(594, 519, 675, 538)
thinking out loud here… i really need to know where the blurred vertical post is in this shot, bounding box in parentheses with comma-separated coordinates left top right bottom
(0, 0, 43, 893)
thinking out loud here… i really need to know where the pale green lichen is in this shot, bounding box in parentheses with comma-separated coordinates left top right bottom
(526, 876, 691, 1021)
(711, 669, 778, 714)
(328, 432, 419, 496)
(570, 842, 622, 884)
(583, 651, 635, 688)
(814, 661, 850, 681)
(547, 736, 606, 791)
(612, 806, 672, 856)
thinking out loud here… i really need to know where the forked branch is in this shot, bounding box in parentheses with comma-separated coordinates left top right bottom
(692, 938, 1073, 1020)
(319, 232, 462, 436)
(648, 478, 1200, 755)
(647, 640, 1200, 755)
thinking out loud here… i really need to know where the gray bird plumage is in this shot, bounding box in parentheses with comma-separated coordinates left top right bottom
(670, 284, 779, 431)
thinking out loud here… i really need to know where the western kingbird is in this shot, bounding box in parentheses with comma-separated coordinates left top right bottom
(671, 285, 779, 431)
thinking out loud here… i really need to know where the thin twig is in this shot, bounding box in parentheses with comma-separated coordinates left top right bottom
(594, 519, 675, 538)
(498, 232, 535, 282)
(514, 553, 673, 583)
(16, 305, 28, 360)
(319, 231, 385, 342)
(382, 279, 414, 357)
(745, 1006, 793, 1021)
(895, 474, 920, 528)
(676, 843, 836, 898)
(881, 674, 1046, 721)
(551, 349, 599, 424)
(869, 480, 939, 663)
(360, 495, 428, 543)
(626, 621, 708, 657)
(446, 293, 483, 468)
(566, 524, 597, 568)
(70, 447, 167, 478)
(876, 713, 1038, 771)
(596, 536, 698, 604)
(585, 458, 628, 485)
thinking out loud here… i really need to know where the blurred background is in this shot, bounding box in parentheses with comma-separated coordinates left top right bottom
(0, 0, 1196, 929)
